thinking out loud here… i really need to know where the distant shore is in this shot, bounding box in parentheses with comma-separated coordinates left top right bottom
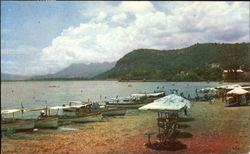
(1, 79, 249, 83)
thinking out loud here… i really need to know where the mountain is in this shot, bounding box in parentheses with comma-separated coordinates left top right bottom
(1, 73, 30, 81)
(31, 62, 116, 80)
(97, 43, 250, 81)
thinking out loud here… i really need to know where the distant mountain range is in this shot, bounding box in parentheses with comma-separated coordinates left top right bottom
(1, 62, 116, 80)
(1, 73, 30, 81)
(30, 62, 116, 80)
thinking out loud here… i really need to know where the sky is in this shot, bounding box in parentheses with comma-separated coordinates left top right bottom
(1, 1, 249, 75)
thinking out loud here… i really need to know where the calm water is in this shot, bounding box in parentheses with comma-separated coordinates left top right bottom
(0, 80, 240, 118)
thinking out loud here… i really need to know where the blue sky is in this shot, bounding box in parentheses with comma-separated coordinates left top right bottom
(1, 1, 249, 75)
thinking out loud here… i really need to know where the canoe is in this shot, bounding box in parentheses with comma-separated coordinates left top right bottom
(35, 117, 59, 129)
(102, 108, 127, 116)
(1, 119, 35, 132)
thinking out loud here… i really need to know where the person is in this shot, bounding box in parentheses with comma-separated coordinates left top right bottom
(241, 95, 246, 105)
(184, 107, 187, 115)
(39, 110, 45, 118)
(180, 92, 184, 97)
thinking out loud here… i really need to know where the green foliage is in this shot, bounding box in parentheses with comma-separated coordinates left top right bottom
(97, 43, 250, 81)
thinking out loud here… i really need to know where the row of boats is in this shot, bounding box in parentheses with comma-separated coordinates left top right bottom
(1, 90, 165, 133)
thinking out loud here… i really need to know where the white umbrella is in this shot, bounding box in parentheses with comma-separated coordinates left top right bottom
(225, 84, 241, 90)
(227, 87, 249, 95)
(139, 94, 191, 111)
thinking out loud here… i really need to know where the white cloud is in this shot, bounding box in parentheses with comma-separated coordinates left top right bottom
(119, 1, 155, 15)
(1, 45, 39, 54)
(91, 12, 108, 23)
(3, 1, 248, 75)
(111, 13, 127, 23)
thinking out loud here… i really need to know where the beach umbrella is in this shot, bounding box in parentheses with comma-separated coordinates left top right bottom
(227, 87, 249, 95)
(225, 84, 241, 90)
(139, 94, 191, 111)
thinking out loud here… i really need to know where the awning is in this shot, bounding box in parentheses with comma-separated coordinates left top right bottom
(1, 109, 27, 114)
(139, 94, 191, 111)
(227, 87, 249, 95)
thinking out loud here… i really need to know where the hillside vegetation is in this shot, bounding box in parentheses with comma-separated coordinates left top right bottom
(97, 43, 250, 81)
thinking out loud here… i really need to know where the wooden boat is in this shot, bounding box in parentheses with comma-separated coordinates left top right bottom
(1, 118, 35, 132)
(62, 101, 127, 117)
(45, 111, 103, 125)
(131, 91, 165, 99)
(1, 108, 35, 132)
(102, 108, 127, 116)
(35, 117, 59, 129)
(106, 100, 152, 109)
(62, 101, 90, 112)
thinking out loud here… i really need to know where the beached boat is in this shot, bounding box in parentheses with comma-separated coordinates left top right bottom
(55, 112, 103, 125)
(62, 101, 127, 117)
(62, 101, 88, 112)
(131, 91, 165, 99)
(46, 106, 103, 125)
(1, 118, 35, 132)
(1, 108, 35, 132)
(106, 100, 152, 109)
(35, 117, 59, 129)
(102, 108, 127, 116)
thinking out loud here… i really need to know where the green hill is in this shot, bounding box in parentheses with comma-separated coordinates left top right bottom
(97, 43, 250, 81)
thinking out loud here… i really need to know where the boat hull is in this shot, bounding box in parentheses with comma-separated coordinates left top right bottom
(1, 119, 35, 132)
(102, 108, 127, 116)
(106, 101, 150, 109)
(48, 112, 103, 125)
(35, 117, 59, 129)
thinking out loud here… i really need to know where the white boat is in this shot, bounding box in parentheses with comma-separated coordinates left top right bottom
(62, 101, 91, 112)
(131, 91, 165, 98)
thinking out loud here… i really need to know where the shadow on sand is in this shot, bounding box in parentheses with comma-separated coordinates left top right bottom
(177, 117, 195, 122)
(177, 124, 191, 129)
(176, 132, 193, 138)
(145, 141, 187, 151)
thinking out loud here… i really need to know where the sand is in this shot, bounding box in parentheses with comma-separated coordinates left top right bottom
(1, 99, 250, 153)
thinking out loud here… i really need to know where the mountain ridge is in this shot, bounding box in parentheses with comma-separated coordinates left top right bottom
(97, 42, 250, 81)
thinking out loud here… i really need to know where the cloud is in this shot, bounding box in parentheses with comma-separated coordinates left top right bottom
(1, 45, 39, 54)
(119, 1, 155, 15)
(91, 12, 108, 23)
(2, 1, 249, 75)
(111, 13, 127, 23)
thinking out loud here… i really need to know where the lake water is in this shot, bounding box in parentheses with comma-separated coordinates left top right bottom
(0, 80, 240, 118)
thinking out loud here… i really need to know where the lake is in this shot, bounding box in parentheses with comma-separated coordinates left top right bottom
(0, 80, 234, 118)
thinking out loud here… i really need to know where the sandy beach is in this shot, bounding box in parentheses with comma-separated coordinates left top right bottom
(1, 99, 250, 154)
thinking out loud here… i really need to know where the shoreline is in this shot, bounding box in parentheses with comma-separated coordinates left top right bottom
(1, 79, 250, 83)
